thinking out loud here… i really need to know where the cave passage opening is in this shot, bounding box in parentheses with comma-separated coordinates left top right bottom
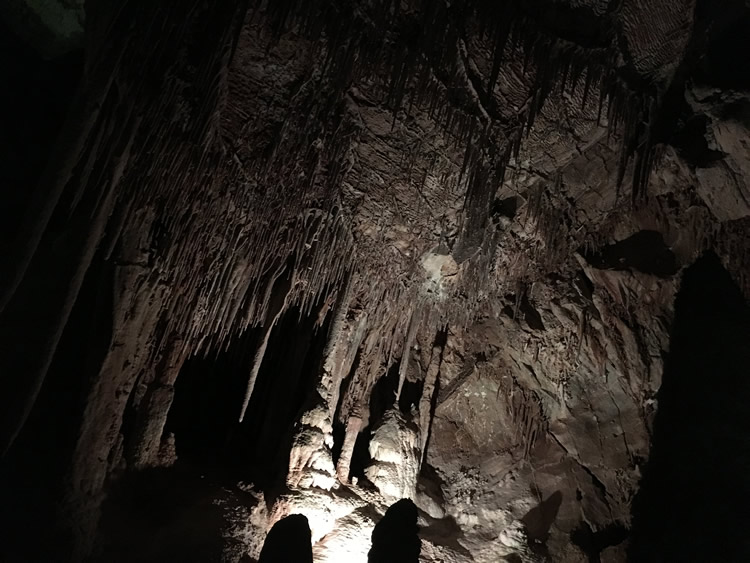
(165, 300, 333, 487)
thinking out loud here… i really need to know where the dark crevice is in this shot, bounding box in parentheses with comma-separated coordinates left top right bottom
(522, 490, 562, 545)
(518, 0, 617, 50)
(0, 248, 114, 560)
(399, 378, 424, 414)
(578, 463, 609, 504)
(492, 196, 519, 221)
(0, 17, 83, 244)
(670, 113, 725, 167)
(421, 328, 447, 463)
(351, 430, 373, 481)
(520, 294, 545, 331)
(165, 328, 261, 473)
(648, 0, 749, 159)
(581, 230, 678, 277)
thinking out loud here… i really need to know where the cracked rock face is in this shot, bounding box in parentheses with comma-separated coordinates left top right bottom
(2, 1, 750, 563)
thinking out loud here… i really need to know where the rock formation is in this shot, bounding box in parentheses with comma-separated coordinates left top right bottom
(1, 0, 749, 561)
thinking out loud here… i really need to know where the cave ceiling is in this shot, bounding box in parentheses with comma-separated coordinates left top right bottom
(1, 0, 750, 562)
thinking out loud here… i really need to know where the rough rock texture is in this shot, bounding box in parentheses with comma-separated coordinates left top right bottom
(366, 409, 421, 502)
(1, 1, 750, 562)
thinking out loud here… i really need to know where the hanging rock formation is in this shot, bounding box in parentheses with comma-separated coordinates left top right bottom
(1, 0, 750, 562)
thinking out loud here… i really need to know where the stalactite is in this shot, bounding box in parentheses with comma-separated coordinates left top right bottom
(328, 312, 369, 422)
(2, 1, 687, 556)
(396, 308, 420, 402)
(418, 333, 444, 464)
(258, 0, 658, 223)
(319, 273, 353, 395)
(238, 266, 294, 423)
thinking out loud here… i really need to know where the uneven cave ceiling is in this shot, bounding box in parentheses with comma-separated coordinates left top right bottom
(1, 0, 750, 562)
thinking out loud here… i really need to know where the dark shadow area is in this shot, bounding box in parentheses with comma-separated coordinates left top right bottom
(670, 113, 726, 167)
(92, 467, 229, 563)
(259, 514, 313, 563)
(492, 196, 519, 220)
(581, 230, 678, 277)
(369, 498, 421, 563)
(694, 3, 750, 89)
(420, 329, 446, 462)
(519, 294, 545, 331)
(419, 515, 473, 558)
(571, 521, 629, 563)
(166, 300, 332, 487)
(0, 18, 83, 242)
(522, 490, 562, 544)
(629, 253, 750, 562)
(165, 327, 262, 470)
(0, 25, 86, 560)
(417, 457, 447, 509)
(399, 377, 424, 415)
(0, 247, 114, 562)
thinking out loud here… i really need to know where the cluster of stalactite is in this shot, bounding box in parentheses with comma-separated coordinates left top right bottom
(265, 0, 660, 199)
(0, 0, 688, 559)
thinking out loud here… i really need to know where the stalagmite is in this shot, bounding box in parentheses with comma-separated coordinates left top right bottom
(336, 410, 363, 483)
(286, 277, 352, 489)
(365, 409, 421, 501)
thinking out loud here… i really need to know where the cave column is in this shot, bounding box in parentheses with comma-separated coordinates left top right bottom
(63, 261, 171, 560)
(128, 336, 188, 469)
(336, 407, 363, 484)
(287, 280, 354, 489)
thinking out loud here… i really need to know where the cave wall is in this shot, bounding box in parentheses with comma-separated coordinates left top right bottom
(1, 1, 750, 562)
